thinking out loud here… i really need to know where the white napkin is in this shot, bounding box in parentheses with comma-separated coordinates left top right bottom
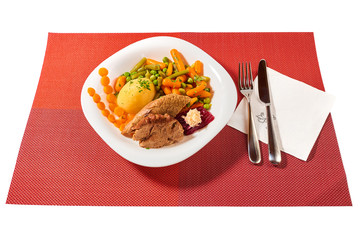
(227, 67, 336, 161)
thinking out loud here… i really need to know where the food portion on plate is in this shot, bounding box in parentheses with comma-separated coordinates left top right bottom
(86, 49, 215, 148)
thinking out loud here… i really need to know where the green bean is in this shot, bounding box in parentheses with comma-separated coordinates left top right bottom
(137, 66, 146, 72)
(205, 87, 210, 92)
(157, 77, 163, 87)
(181, 82, 187, 88)
(144, 64, 161, 70)
(158, 70, 166, 78)
(167, 69, 189, 79)
(131, 70, 146, 79)
(130, 57, 147, 73)
(145, 70, 151, 79)
(163, 57, 170, 63)
(150, 75, 156, 81)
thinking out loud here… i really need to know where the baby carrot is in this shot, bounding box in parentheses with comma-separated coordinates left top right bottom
(162, 78, 182, 88)
(107, 114, 116, 123)
(161, 85, 172, 95)
(194, 60, 203, 76)
(97, 102, 105, 110)
(186, 66, 197, 79)
(186, 81, 207, 97)
(114, 76, 126, 92)
(198, 90, 212, 98)
(166, 60, 173, 76)
(170, 49, 186, 71)
(114, 106, 125, 117)
(146, 58, 166, 69)
(93, 93, 101, 103)
(109, 103, 117, 112)
(106, 94, 117, 103)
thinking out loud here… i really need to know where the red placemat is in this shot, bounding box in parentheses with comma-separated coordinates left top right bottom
(6, 32, 352, 206)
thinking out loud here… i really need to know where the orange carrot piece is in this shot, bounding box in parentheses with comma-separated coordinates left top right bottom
(92, 93, 101, 103)
(119, 123, 126, 131)
(146, 58, 166, 69)
(102, 109, 110, 117)
(186, 81, 207, 97)
(172, 88, 180, 95)
(162, 78, 182, 88)
(114, 76, 126, 92)
(103, 85, 113, 94)
(101, 76, 110, 86)
(87, 87, 95, 96)
(107, 114, 116, 123)
(194, 60, 203, 75)
(106, 94, 117, 103)
(166, 61, 173, 76)
(97, 102, 105, 110)
(109, 103, 117, 112)
(98, 67, 108, 77)
(114, 106, 125, 117)
(190, 102, 204, 109)
(161, 85, 172, 95)
(198, 90, 212, 98)
(170, 49, 186, 71)
(186, 66, 197, 79)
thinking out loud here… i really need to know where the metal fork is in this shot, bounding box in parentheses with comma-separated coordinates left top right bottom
(239, 62, 261, 164)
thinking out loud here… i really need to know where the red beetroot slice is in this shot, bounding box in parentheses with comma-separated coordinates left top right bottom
(176, 107, 215, 135)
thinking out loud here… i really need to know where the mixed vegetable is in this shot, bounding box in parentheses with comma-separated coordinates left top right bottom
(87, 49, 214, 133)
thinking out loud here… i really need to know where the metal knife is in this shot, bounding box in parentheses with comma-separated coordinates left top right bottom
(257, 59, 281, 165)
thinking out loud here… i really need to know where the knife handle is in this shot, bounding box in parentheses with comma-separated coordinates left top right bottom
(247, 102, 261, 164)
(266, 106, 282, 165)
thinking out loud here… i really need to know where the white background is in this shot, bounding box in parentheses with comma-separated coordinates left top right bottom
(0, 0, 359, 239)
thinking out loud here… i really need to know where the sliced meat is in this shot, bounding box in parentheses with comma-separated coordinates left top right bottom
(132, 113, 184, 148)
(122, 94, 191, 137)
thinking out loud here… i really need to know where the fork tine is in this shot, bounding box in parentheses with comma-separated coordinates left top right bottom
(249, 62, 253, 88)
(238, 63, 242, 90)
(245, 62, 250, 89)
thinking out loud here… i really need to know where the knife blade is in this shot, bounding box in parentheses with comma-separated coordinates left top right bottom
(257, 59, 282, 165)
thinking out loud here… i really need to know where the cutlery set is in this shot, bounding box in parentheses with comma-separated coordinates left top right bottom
(239, 59, 282, 165)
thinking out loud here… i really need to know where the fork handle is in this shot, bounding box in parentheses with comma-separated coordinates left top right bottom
(247, 102, 261, 164)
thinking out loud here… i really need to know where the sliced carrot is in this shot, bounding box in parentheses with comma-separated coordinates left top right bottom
(97, 102, 105, 110)
(170, 49, 186, 71)
(127, 113, 135, 121)
(146, 58, 166, 69)
(109, 103, 117, 112)
(103, 85, 113, 94)
(161, 85, 172, 95)
(107, 114, 116, 123)
(114, 106, 125, 117)
(114, 119, 122, 128)
(92, 93, 101, 103)
(166, 61, 173, 76)
(87, 87, 95, 96)
(102, 109, 110, 117)
(189, 97, 198, 106)
(106, 93, 117, 104)
(101, 76, 110, 86)
(194, 60, 203, 75)
(186, 81, 207, 97)
(98, 67, 108, 77)
(114, 76, 126, 92)
(162, 78, 182, 88)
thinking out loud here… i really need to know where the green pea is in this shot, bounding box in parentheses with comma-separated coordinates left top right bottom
(153, 80, 158, 86)
(150, 70, 157, 75)
(181, 82, 187, 88)
(187, 78, 194, 84)
(126, 76, 131, 82)
(150, 75, 156, 81)
(163, 68, 167, 73)
(203, 97, 211, 104)
(163, 57, 170, 63)
(124, 72, 130, 77)
(179, 88, 186, 95)
(155, 73, 160, 77)
(204, 103, 211, 110)
(205, 88, 210, 92)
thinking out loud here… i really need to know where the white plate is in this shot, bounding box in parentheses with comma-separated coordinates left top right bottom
(81, 36, 237, 167)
